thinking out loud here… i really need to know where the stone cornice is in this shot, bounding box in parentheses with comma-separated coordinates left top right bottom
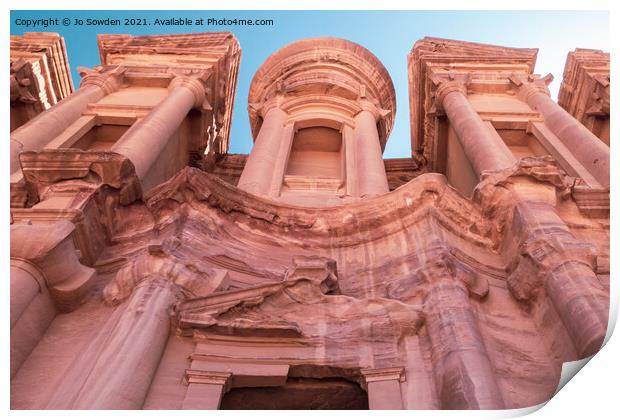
(558, 48, 610, 125)
(408, 37, 538, 157)
(360, 367, 406, 386)
(184, 369, 232, 390)
(19, 149, 142, 207)
(143, 167, 496, 250)
(10, 32, 74, 104)
(97, 32, 241, 155)
(79, 65, 125, 95)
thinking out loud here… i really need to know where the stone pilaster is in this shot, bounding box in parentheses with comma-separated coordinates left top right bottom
(361, 367, 405, 409)
(182, 370, 233, 409)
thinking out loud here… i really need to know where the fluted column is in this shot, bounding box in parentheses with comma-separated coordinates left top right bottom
(419, 254, 504, 410)
(10, 68, 123, 174)
(354, 100, 390, 197)
(516, 79, 609, 187)
(45, 277, 175, 409)
(436, 81, 516, 177)
(111, 76, 205, 189)
(238, 97, 287, 196)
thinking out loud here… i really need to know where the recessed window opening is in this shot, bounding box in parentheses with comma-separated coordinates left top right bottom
(285, 126, 343, 179)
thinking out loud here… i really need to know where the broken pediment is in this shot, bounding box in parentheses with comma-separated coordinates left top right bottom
(176, 256, 424, 343)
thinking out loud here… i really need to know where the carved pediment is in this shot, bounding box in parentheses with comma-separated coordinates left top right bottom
(176, 256, 424, 343)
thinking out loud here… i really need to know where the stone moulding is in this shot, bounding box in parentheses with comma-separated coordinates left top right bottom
(558, 48, 610, 120)
(10, 32, 74, 111)
(97, 32, 241, 155)
(408, 36, 538, 161)
(142, 157, 600, 257)
(174, 255, 342, 336)
(19, 149, 142, 206)
(144, 166, 496, 250)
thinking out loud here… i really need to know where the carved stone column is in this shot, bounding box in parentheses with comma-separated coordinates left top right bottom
(237, 97, 287, 196)
(44, 238, 228, 409)
(508, 200, 609, 358)
(10, 260, 54, 379)
(10, 67, 123, 175)
(354, 100, 390, 197)
(419, 253, 504, 410)
(182, 370, 232, 409)
(10, 221, 95, 379)
(514, 76, 610, 187)
(436, 80, 516, 177)
(45, 277, 176, 409)
(361, 367, 405, 409)
(111, 75, 206, 191)
(10, 260, 45, 330)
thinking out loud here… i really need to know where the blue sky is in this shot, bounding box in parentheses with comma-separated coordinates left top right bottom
(10, 10, 609, 157)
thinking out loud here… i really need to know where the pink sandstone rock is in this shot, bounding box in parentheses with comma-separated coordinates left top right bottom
(9, 33, 609, 410)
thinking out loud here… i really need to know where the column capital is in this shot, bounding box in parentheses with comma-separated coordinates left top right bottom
(79, 65, 125, 95)
(509, 73, 553, 102)
(185, 369, 233, 391)
(360, 367, 405, 388)
(416, 249, 489, 299)
(433, 79, 467, 112)
(249, 94, 287, 118)
(586, 77, 610, 116)
(169, 75, 208, 108)
(356, 98, 390, 122)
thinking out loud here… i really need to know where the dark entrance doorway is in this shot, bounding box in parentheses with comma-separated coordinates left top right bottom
(220, 377, 369, 410)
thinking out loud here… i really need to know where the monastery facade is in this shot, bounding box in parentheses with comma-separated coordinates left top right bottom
(9, 32, 610, 410)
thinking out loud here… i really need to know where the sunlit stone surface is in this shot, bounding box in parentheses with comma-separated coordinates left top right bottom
(10, 33, 609, 410)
